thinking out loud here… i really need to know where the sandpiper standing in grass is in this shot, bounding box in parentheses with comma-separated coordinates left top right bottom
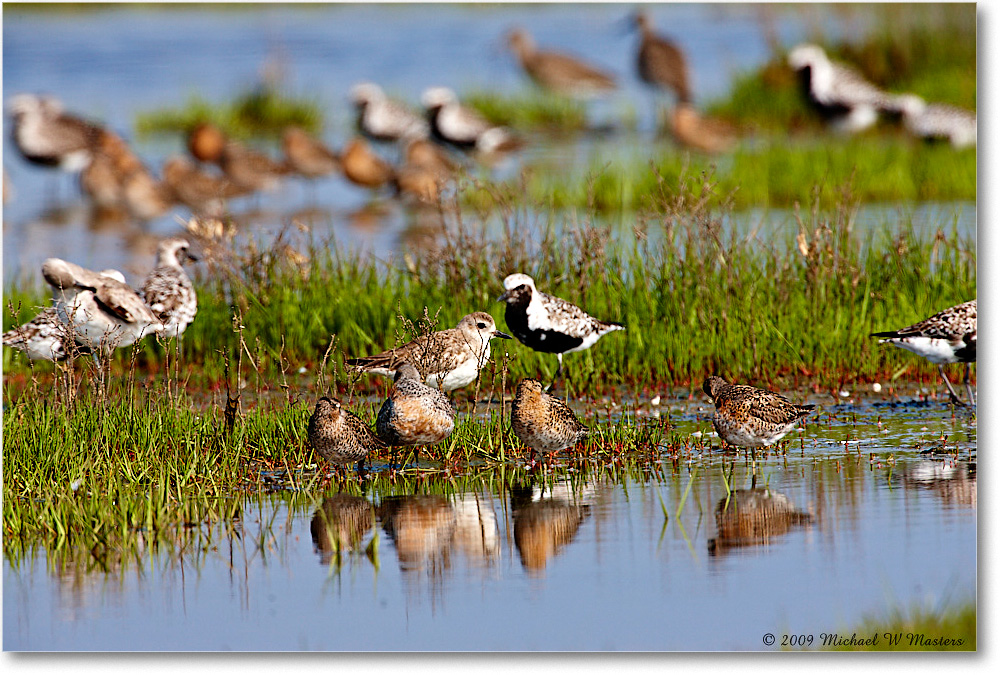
(893, 94, 976, 149)
(376, 362, 456, 448)
(350, 82, 430, 143)
(8, 93, 104, 172)
(421, 87, 521, 155)
(142, 237, 199, 340)
(511, 378, 589, 466)
(498, 273, 624, 385)
(871, 300, 976, 405)
(702, 375, 815, 449)
(308, 396, 386, 473)
(3, 307, 78, 362)
(787, 43, 898, 133)
(347, 312, 511, 392)
(505, 28, 617, 99)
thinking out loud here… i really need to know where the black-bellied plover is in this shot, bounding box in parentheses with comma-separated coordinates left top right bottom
(340, 138, 396, 189)
(511, 378, 589, 464)
(8, 93, 104, 172)
(871, 299, 977, 405)
(42, 259, 162, 353)
(142, 237, 199, 340)
(3, 307, 78, 362)
(421, 87, 521, 155)
(702, 375, 815, 449)
(308, 396, 386, 471)
(498, 273, 624, 382)
(347, 312, 511, 392)
(282, 126, 341, 179)
(505, 28, 617, 99)
(350, 82, 430, 143)
(787, 43, 897, 133)
(375, 362, 456, 447)
(894, 94, 976, 149)
(632, 11, 691, 102)
(162, 156, 247, 216)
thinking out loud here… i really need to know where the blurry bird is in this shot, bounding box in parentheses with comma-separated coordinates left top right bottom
(421, 87, 522, 155)
(350, 82, 430, 143)
(162, 155, 247, 216)
(282, 126, 341, 179)
(186, 122, 227, 164)
(511, 378, 589, 465)
(186, 122, 289, 192)
(308, 397, 386, 472)
(788, 43, 897, 133)
(376, 362, 456, 448)
(341, 137, 395, 189)
(893, 94, 976, 149)
(141, 237, 198, 340)
(632, 9, 692, 130)
(702, 376, 815, 449)
(8, 93, 104, 171)
(3, 307, 79, 362)
(505, 28, 617, 98)
(404, 137, 459, 180)
(669, 102, 737, 153)
(871, 300, 976, 405)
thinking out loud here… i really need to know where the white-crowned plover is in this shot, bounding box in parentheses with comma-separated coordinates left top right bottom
(142, 237, 199, 340)
(703, 375, 815, 449)
(282, 126, 342, 179)
(871, 299, 977, 405)
(894, 94, 977, 149)
(421, 87, 522, 155)
(375, 362, 456, 447)
(42, 258, 162, 354)
(632, 11, 692, 105)
(3, 307, 79, 362)
(511, 378, 590, 465)
(350, 82, 430, 143)
(498, 273, 624, 383)
(347, 312, 511, 392)
(505, 28, 617, 99)
(308, 397, 386, 472)
(788, 43, 897, 133)
(8, 93, 104, 172)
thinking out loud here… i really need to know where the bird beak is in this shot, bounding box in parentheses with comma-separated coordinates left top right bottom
(493, 330, 512, 340)
(497, 290, 511, 303)
(185, 249, 201, 263)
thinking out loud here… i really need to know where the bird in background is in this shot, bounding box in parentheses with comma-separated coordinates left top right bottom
(350, 82, 430, 144)
(421, 86, 522, 156)
(505, 27, 617, 99)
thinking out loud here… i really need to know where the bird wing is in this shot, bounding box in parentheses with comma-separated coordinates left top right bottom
(534, 50, 617, 90)
(535, 291, 610, 338)
(95, 280, 156, 324)
(640, 39, 690, 102)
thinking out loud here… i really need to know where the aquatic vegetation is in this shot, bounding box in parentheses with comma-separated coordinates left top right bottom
(464, 89, 592, 135)
(817, 602, 975, 651)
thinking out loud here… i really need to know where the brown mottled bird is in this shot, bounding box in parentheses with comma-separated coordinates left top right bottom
(310, 494, 374, 563)
(376, 362, 456, 447)
(282, 126, 341, 179)
(162, 155, 248, 216)
(669, 103, 737, 153)
(511, 378, 589, 463)
(633, 11, 691, 104)
(505, 28, 617, 99)
(702, 376, 814, 448)
(186, 122, 290, 192)
(340, 137, 395, 189)
(308, 397, 386, 471)
(141, 237, 198, 340)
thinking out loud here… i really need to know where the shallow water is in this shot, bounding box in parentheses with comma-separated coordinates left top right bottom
(3, 393, 976, 651)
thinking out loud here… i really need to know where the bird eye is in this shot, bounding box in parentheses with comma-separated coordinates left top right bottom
(477, 322, 487, 329)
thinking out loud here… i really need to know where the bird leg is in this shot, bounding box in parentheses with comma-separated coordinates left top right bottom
(963, 363, 975, 406)
(938, 364, 966, 406)
(545, 354, 564, 393)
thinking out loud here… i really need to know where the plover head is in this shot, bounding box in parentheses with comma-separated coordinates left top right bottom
(497, 273, 537, 303)
(894, 93, 927, 118)
(156, 236, 198, 268)
(421, 87, 457, 111)
(457, 312, 512, 342)
(787, 43, 828, 71)
(349, 82, 385, 106)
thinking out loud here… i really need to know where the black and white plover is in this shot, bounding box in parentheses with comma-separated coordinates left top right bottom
(282, 126, 341, 179)
(505, 28, 617, 99)
(308, 397, 386, 471)
(375, 362, 456, 447)
(632, 11, 692, 105)
(871, 299, 977, 405)
(350, 82, 430, 143)
(347, 312, 511, 392)
(8, 93, 104, 172)
(142, 237, 199, 340)
(42, 259, 162, 353)
(421, 87, 521, 155)
(3, 307, 78, 362)
(787, 43, 897, 133)
(510, 378, 590, 464)
(497, 273, 624, 382)
(894, 94, 977, 149)
(702, 375, 815, 449)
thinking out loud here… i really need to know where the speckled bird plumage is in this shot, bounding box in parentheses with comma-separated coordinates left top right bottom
(633, 11, 691, 104)
(350, 82, 429, 143)
(506, 28, 617, 99)
(347, 312, 511, 392)
(376, 363, 456, 447)
(2, 307, 78, 361)
(703, 376, 815, 448)
(8, 93, 104, 171)
(142, 237, 198, 339)
(308, 397, 386, 467)
(511, 378, 589, 457)
(422, 87, 521, 155)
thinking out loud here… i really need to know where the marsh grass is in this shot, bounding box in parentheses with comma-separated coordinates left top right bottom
(817, 602, 975, 651)
(465, 89, 592, 134)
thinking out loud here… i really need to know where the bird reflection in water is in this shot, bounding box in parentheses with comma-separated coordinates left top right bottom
(376, 495, 457, 578)
(511, 479, 593, 574)
(901, 460, 976, 509)
(708, 488, 812, 556)
(309, 494, 374, 565)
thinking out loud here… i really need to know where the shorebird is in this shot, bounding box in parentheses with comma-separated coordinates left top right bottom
(162, 155, 247, 216)
(141, 237, 199, 340)
(347, 312, 511, 392)
(375, 362, 456, 448)
(3, 307, 79, 362)
(788, 43, 897, 133)
(505, 28, 617, 99)
(187, 122, 227, 164)
(310, 495, 374, 563)
(511, 378, 589, 465)
(340, 138, 396, 189)
(871, 299, 977, 405)
(308, 397, 386, 472)
(702, 375, 815, 449)
(42, 259, 162, 354)
(421, 87, 522, 155)
(282, 126, 341, 179)
(497, 273, 624, 383)
(669, 102, 737, 153)
(404, 137, 459, 180)
(8, 93, 104, 171)
(350, 82, 430, 143)
(631, 10, 692, 131)
(186, 123, 290, 192)
(893, 94, 977, 149)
